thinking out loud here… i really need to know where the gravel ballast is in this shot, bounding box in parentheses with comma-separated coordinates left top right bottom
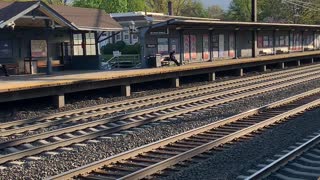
(163, 108, 320, 180)
(0, 71, 320, 179)
(0, 66, 305, 122)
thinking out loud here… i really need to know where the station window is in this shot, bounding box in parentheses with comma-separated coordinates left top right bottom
(85, 32, 96, 56)
(279, 36, 285, 46)
(0, 40, 12, 58)
(263, 36, 269, 47)
(73, 34, 83, 56)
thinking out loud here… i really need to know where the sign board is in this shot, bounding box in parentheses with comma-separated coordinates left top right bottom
(157, 38, 168, 54)
(31, 40, 47, 57)
(150, 31, 167, 35)
(147, 44, 156, 48)
(190, 35, 197, 60)
(203, 34, 209, 60)
(113, 51, 121, 57)
(184, 35, 190, 61)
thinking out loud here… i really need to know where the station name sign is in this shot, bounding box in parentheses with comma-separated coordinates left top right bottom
(150, 31, 168, 35)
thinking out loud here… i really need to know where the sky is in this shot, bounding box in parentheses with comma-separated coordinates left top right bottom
(200, 0, 232, 9)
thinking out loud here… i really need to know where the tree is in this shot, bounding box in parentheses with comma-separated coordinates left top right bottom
(3, 0, 67, 5)
(103, 0, 128, 13)
(127, 0, 145, 12)
(73, 0, 104, 9)
(226, 0, 320, 24)
(226, 0, 252, 21)
(146, 0, 208, 17)
(180, 0, 208, 17)
(207, 5, 225, 19)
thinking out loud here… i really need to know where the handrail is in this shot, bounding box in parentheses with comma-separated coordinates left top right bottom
(103, 54, 141, 69)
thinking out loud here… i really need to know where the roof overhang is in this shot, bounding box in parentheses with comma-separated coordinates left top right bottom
(0, 1, 77, 30)
(165, 19, 320, 31)
(0, 1, 40, 28)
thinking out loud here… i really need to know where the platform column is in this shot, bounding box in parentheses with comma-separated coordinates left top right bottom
(237, 68, 244, 77)
(279, 62, 285, 69)
(252, 30, 258, 58)
(53, 94, 65, 108)
(260, 65, 267, 72)
(208, 72, 216, 81)
(171, 77, 180, 88)
(121, 85, 131, 97)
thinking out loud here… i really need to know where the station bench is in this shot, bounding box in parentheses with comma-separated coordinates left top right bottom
(1, 63, 19, 75)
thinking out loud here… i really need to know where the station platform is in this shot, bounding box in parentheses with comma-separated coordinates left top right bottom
(0, 51, 319, 107)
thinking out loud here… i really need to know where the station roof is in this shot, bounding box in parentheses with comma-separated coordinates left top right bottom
(111, 11, 220, 25)
(0, 1, 122, 31)
(149, 18, 320, 31)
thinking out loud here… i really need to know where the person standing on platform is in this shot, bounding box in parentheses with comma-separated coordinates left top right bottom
(0, 64, 9, 77)
(169, 50, 181, 66)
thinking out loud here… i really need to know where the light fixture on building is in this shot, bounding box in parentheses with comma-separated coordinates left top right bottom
(7, 21, 15, 30)
(129, 21, 137, 34)
(51, 20, 55, 29)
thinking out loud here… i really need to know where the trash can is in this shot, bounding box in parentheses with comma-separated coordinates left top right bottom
(147, 54, 162, 68)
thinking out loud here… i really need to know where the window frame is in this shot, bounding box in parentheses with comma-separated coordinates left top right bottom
(85, 32, 97, 56)
(0, 40, 13, 58)
(72, 32, 97, 56)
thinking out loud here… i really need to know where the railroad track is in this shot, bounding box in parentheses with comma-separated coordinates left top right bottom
(241, 131, 320, 180)
(0, 66, 320, 166)
(1, 64, 320, 141)
(47, 88, 320, 180)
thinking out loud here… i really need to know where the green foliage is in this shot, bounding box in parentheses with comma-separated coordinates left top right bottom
(226, 0, 251, 21)
(101, 41, 140, 55)
(127, 0, 145, 12)
(226, 0, 320, 24)
(121, 43, 141, 54)
(4, 0, 67, 5)
(104, 0, 128, 13)
(207, 5, 225, 19)
(180, 0, 208, 17)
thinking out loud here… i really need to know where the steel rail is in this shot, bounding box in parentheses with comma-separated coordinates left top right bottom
(245, 132, 320, 180)
(1, 65, 320, 138)
(0, 69, 316, 147)
(47, 89, 320, 180)
(1, 64, 319, 132)
(0, 71, 319, 165)
(119, 99, 320, 180)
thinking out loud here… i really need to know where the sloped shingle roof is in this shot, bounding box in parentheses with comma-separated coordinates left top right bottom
(0, 1, 122, 31)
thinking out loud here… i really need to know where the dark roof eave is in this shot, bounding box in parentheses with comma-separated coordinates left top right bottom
(77, 26, 123, 32)
(0, 1, 40, 28)
(168, 19, 320, 29)
(39, 2, 77, 30)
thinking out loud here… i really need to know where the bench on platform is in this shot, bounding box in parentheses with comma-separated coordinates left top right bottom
(1, 63, 19, 75)
(37, 60, 64, 68)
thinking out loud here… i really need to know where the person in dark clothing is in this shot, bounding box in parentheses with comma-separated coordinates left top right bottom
(0, 64, 9, 77)
(169, 50, 181, 66)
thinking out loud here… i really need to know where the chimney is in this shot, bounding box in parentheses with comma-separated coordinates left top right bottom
(168, 1, 173, 16)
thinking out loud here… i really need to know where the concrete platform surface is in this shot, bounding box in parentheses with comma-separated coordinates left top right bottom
(0, 51, 319, 93)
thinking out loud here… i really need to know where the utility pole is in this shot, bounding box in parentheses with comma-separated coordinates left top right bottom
(252, 0, 258, 57)
(252, 0, 257, 22)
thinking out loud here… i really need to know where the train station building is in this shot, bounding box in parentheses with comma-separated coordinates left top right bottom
(139, 19, 320, 67)
(0, 1, 122, 74)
